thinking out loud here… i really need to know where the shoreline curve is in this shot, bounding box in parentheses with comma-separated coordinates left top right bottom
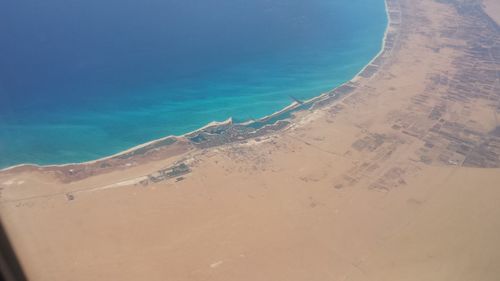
(1, 0, 392, 172)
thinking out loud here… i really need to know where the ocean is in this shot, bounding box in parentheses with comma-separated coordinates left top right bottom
(0, 0, 387, 168)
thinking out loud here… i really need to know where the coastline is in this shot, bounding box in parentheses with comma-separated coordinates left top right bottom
(2, 0, 500, 280)
(0, 0, 392, 172)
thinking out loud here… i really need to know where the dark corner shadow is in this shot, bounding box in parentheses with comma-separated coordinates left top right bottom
(0, 219, 28, 281)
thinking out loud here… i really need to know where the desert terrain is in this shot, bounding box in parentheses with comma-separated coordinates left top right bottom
(483, 0, 500, 24)
(1, 0, 500, 280)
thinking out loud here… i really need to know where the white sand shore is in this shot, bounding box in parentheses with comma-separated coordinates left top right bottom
(1, 0, 499, 280)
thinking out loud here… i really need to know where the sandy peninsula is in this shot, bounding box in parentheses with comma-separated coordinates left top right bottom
(1, 0, 500, 280)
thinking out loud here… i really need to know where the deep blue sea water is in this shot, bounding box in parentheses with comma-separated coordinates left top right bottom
(0, 0, 387, 168)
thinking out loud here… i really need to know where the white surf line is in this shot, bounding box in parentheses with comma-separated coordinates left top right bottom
(0, 133, 182, 172)
(353, 0, 395, 81)
(1, 0, 394, 173)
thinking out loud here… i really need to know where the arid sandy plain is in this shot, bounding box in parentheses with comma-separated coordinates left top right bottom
(1, 0, 500, 280)
(484, 0, 500, 24)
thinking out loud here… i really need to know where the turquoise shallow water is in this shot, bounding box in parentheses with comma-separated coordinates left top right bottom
(0, 0, 387, 168)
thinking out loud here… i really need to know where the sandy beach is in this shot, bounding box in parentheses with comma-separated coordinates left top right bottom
(1, 0, 499, 280)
